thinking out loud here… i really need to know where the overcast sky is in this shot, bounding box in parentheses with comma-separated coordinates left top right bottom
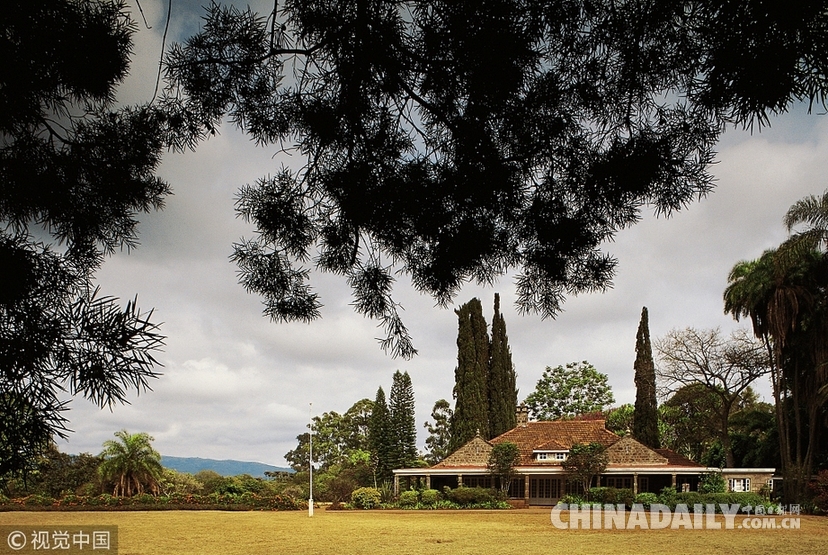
(57, 1, 828, 467)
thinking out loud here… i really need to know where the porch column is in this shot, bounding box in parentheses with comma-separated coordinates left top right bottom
(425, 474, 431, 490)
(394, 474, 399, 496)
(671, 473, 676, 488)
(633, 473, 639, 495)
(524, 476, 530, 502)
(457, 474, 463, 487)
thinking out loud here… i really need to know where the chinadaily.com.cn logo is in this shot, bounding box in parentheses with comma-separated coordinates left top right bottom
(550, 503, 801, 530)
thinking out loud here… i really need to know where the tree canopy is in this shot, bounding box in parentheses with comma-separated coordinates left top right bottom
(162, 0, 828, 357)
(1, 0, 167, 480)
(724, 189, 828, 501)
(633, 307, 659, 448)
(524, 361, 614, 420)
(655, 327, 771, 467)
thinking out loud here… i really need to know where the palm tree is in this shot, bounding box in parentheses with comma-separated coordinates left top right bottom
(98, 430, 163, 497)
(724, 191, 828, 502)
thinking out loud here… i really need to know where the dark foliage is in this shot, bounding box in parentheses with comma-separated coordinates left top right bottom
(1, 0, 168, 481)
(633, 307, 660, 448)
(450, 298, 490, 449)
(162, 0, 828, 356)
(488, 294, 517, 438)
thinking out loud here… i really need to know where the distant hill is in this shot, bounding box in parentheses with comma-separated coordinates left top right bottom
(161, 456, 293, 477)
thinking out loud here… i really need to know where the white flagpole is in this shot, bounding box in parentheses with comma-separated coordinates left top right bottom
(308, 402, 314, 517)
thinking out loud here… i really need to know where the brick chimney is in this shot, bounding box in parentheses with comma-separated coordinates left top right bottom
(516, 403, 529, 427)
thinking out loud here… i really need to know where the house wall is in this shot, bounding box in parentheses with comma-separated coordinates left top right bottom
(725, 472, 774, 494)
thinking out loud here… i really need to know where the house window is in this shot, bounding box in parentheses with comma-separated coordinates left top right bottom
(465, 476, 492, 489)
(554, 452, 567, 460)
(728, 478, 751, 492)
(605, 476, 632, 489)
(537, 453, 548, 460)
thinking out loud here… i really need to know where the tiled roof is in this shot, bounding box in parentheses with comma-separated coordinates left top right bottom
(490, 420, 620, 466)
(653, 449, 704, 468)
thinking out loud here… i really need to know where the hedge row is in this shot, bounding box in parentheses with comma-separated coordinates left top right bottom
(0, 492, 306, 511)
(560, 487, 778, 513)
(348, 487, 511, 510)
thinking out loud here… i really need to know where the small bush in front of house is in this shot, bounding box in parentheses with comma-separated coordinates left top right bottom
(588, 487, 634, 507)
(420, 489, 441, 507)
(658, 486, 677, 507)
(446, 487, 494, 506)
(351, 487, 382, 509)
(398, 490, 419, 508)
(698, 472, 726, 494)
(634, 492, 659, 509)
(559, 494, 586, 507)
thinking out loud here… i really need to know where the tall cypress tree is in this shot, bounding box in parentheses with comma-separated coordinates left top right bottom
(389, 370, 418, 469)
(450, 298, 490, 450)
(368, 386, 393, 481)
(633, 306, 660, 448)
(488, 293, 517, 438)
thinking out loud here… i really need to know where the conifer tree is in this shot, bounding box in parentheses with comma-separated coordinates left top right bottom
(368, 387, 392, 481)
(633, 307, 660, 448)
(450, 298, 490, 450)
(488, 293, 518, 438)
(389, 370, 418, 469)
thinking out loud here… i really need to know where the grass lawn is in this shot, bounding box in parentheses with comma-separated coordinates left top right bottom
(1, 509, 826, 555)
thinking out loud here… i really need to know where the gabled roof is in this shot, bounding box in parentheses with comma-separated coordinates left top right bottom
(489, 420, 620, 466)
(653, 449, 704, 468)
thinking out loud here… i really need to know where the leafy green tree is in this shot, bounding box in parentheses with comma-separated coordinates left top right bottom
(487, 442, 521, 494)
(725, 191, 828, 501)
(524, 362, 615, 420)
(633, 307, 660, 448)
(450, 298, 490, 449)
(98, 430, 163, 497)
(368, 387, 393, 482)
(0, 0, 169, 476)
(605, 404, 635, 437)
(424, 399, 453, 465)
(29, 445, 103, 498)
(163, 1, 828, 356)
(562, 443, 609, 501)
(489, 293, 518, 438)
(389, 370, 418, 469)
(340, 399, 374, 454)
(659, 384, 722, 463)
(158, 468, 203, 496)
(655, 327, 771, 466)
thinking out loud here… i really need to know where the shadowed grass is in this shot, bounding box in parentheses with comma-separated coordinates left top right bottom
(1, 509, 826, 555)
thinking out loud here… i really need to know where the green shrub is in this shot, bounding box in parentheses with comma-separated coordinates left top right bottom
(588, 487, 634, 507)
(810, 470, 828, 514)
(658, 486, 677, 507)
(24, 494, 55, 507)
(446, 487, 494, 506)
(698, 472, 726, 494)
(351, 487, 382, 509)
(398, 490, 419, 508)
(378, 481, 395, 504)
(559, 494, 585, 506)
(420, 489, 440, 507)
(634, 492, 659, 509)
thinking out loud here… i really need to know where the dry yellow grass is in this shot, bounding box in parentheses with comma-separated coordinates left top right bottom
(1, 509, 826, 555)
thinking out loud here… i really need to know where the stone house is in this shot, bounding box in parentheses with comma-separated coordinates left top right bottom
(393, 406, 775, 506)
